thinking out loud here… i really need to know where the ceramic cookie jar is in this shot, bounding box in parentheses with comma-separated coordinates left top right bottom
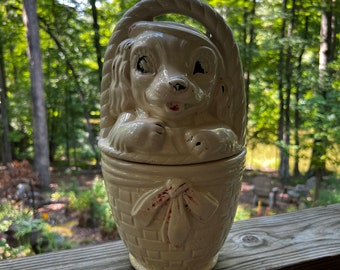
(98, 0, 246, 269)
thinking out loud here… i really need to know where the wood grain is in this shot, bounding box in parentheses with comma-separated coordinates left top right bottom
(1, 204, 339, 270)
(216, 203, 340, 270)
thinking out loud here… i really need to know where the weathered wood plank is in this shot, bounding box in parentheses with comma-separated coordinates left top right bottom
(217, 203, 340, 270)
(1, 204, 339, 270)
(1, 242, 132, 270)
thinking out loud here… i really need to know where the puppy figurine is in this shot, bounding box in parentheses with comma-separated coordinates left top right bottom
(104, 21, 241, 164)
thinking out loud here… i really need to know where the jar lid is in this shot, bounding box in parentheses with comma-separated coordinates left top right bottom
(99, 0, 246, 165)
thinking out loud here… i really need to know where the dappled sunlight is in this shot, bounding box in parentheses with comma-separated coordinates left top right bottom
(246, 144, 279, 171)
(246, 144, 340, 174)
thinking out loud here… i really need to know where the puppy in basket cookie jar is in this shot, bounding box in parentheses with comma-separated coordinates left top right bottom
(104, 21, 241, 164)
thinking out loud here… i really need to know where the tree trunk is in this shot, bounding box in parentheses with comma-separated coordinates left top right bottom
(0, 42, 13, 164)
(89, 0, 102, 85)
(23, 0, 50, 188)
(64, 86, 71, 166)
(278, 0, 288, 183)
(281, 0, 296, 181)
(293, 16, 309, 177)
(313, 168, 322, 206)
(242, 0, 256, 118)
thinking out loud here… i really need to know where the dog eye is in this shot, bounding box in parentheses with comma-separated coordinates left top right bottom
(193, 61, 206, 75)
(137, 56, 151, 74)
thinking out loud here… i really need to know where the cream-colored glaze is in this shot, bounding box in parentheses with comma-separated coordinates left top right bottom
(101, 150, 245, 270)
(99, 0, 246, 269)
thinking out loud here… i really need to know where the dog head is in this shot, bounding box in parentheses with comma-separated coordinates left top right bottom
(108, 21, 227, 125)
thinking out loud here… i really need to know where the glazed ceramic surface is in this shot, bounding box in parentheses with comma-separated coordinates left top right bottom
(99, 0, 246, 269)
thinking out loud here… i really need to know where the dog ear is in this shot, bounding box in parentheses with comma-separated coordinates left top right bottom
(108, 39, 135, 118)
(211, 71, 246, 147)
(211, 78, 231, 124)
(100, 39, 135, 138)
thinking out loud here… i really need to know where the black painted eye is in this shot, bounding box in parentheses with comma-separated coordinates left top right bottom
(137, 56, 150, 74)
(193, 61, 205, 75)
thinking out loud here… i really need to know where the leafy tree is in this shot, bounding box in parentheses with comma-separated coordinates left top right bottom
(209, 0, 339, 181)
(309, 0, 340, 201)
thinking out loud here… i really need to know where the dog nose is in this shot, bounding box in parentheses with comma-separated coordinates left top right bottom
(169, 78, 187, 92)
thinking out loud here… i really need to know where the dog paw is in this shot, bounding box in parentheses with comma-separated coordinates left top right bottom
(223, 131, 241, 154)
(107, 118, 165, 152)
(131, 119, 166, 151)
(185, 132, 211, 157)
(185, 128, 240, 159)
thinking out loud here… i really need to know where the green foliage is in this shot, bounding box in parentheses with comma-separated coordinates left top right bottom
(309, 176, 340, 206)
(12, 219, 45, 238)
(284, 204, 299, 213)
(234, 205, 253, 221)
(0, 237, 28, 260)
(156, 14, 206, 33)
(0, 202, 72, 258)
(75, 177, 116, 233)
(52, 177, 116, 235)
(0, 203, 31, 230)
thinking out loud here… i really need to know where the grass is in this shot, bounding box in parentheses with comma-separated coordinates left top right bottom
(246, 143, 340, 174)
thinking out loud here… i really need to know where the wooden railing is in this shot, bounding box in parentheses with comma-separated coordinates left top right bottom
(1, 204, 339, 270)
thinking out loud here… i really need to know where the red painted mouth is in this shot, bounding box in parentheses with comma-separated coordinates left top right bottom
(167, 102, 182, 111)
(170, 104, 179, 111)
